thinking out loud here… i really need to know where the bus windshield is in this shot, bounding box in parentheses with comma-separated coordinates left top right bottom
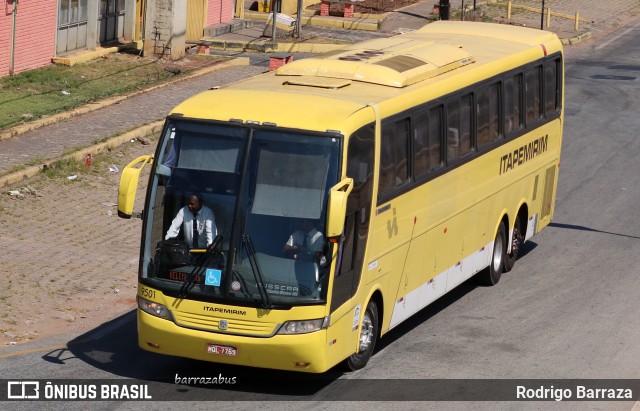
(141, 119, 341, 307)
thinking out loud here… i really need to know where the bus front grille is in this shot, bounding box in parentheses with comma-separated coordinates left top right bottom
(172, 311, 280, 337)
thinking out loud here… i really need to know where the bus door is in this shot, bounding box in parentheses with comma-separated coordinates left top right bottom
(330, 124, 374, 313)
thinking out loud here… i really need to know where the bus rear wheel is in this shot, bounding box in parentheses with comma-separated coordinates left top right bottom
(476, 221, 506, 286)
(345, 300, 379, 371)
(504, 215, 524, 272)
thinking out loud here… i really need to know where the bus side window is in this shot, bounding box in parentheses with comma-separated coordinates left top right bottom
(544, 58, 561, 116)
(525, 66, 542, 125)
(414, 106, 443, 176)
(504, 74, 523, 135)
(446, 94, 472, 162)
(379, 118, 410, 196)
(477, 83, 500, 147)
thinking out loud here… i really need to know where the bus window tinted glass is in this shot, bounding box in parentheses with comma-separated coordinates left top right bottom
(525, 67, 542, 124)
(545, 59, 559, 115)
(347, 124, 375, 213)
(477, 83, 500, 147)
(379, 118, 409, 196)
(447, 94, 472, 162)
(414, 106, 442, 176)
(504, 74, 522, 135)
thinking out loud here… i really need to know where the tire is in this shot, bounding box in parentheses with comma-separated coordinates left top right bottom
(345, 300, 379, 371)
(476, 221, 506, 286)
(504, 215, 524, 272)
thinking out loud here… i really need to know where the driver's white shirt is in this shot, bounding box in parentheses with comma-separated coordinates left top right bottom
(286, 228, 324, 253)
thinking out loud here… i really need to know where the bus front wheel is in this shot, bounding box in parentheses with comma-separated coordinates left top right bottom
(345, 300, 379, 371)
(476, 221, 506, 286)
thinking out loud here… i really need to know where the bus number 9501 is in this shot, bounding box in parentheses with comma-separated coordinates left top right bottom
(139, 286, 156, 299)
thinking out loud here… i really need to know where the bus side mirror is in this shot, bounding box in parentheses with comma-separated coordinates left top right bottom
(326, 178, 353, 238)
(117, 155, 154, 219)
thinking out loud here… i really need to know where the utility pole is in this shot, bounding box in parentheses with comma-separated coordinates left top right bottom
(296, 0, 303, 38)
(9, 0, 18, 75)
(272, 0, 278, 41)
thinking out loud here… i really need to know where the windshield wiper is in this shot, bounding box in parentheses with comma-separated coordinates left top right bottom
(179, 235, 223, 298)
(241, 234, 272, 309)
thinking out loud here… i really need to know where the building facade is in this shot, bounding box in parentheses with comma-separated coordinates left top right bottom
(0, 0, 234, 78)
(1, 0, 57, 76)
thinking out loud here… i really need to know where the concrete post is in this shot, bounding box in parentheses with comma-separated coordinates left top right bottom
(87, 0, 98, 50)
(142, 0, 185, 60)
(171, 0, 186, 60)
(124, 0, 136, 41)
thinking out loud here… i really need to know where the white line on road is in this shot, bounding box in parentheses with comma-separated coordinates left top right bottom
(595, 20, 640, 51)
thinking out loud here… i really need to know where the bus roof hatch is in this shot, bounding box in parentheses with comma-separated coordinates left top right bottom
(275, 39, 475, 88)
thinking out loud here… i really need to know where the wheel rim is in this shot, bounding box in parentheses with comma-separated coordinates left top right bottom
(492, 231, 504, 272)
(511, 227, 522, 256)
(358, 311, 374, 353)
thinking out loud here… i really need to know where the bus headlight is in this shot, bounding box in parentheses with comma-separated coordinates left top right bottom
(137, 296, 172, 320)
(277, 317, 329, 335)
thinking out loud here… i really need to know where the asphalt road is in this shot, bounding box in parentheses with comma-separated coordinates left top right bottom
(2, 20, 640, 411)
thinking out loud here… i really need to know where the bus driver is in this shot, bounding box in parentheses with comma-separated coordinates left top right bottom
(165, 193, 217, 249)
(282, 219, 324, 261)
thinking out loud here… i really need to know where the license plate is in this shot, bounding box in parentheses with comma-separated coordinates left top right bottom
(206, 343, 237, 356)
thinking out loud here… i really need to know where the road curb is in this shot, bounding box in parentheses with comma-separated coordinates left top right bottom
(565, 31, 592, 45)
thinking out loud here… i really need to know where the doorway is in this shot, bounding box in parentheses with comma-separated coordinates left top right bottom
(57, 0, 89, 54)
(99, 0, 126, 44)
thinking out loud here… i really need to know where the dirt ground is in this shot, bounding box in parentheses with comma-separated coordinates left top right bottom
(0, 136, 156, 346)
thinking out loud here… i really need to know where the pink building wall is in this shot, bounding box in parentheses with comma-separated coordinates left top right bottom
(0, 0, 57, 77)
(207, 0, 234, 26)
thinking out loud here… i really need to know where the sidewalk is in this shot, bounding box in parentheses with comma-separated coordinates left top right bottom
(1, 0, 639, 188)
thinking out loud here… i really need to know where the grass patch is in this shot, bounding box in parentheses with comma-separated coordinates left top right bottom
(39, 140, 146, 180)
(42, 158, 86, 180)
(0, 52, 226, 131)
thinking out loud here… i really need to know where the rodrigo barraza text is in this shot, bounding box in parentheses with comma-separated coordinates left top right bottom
(516, 385, 633, 401)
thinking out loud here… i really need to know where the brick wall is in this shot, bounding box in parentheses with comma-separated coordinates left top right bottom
(0, 0, 57, 77)
(207, 0, 234, 25)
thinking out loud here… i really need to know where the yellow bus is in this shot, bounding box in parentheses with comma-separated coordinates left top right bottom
(118, 21, 563, 373)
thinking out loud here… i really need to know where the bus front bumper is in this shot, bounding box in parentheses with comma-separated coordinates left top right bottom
(137, 310, 330, 373)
